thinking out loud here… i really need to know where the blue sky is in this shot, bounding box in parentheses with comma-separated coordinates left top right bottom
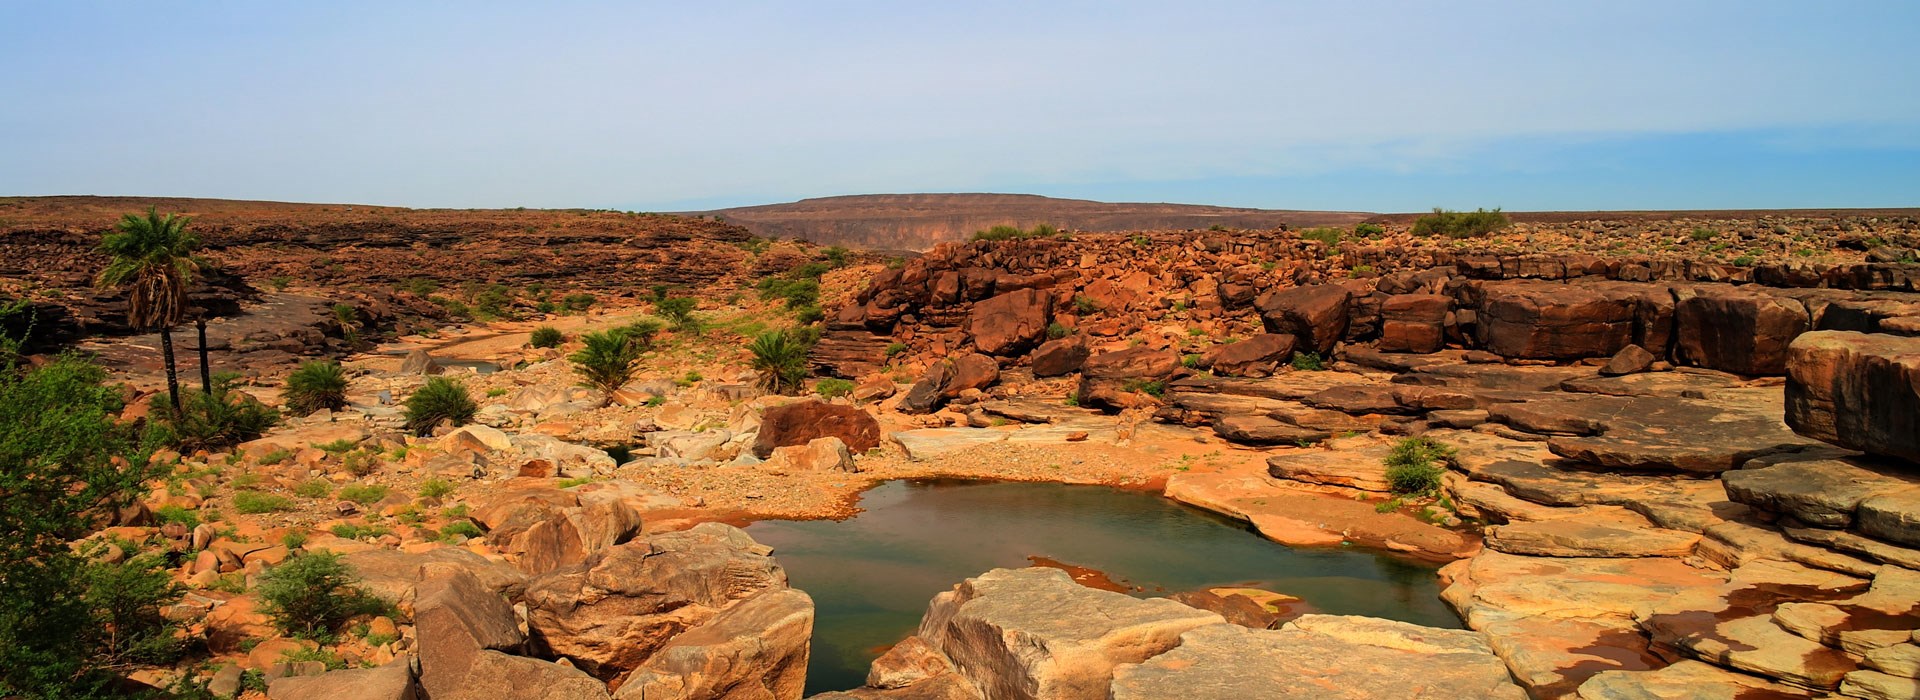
(3, 1, 1916, 213)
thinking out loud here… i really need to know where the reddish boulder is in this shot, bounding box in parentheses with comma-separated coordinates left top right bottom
(1203, 334, 1297, 377)
(1786, 330, 1920, 464)
(752, 400, 882, 457)
(1676, 287, 1810, 375)
(968, 288, 1053, 356)
(1030, 336, 1090, 377)
(1378, 294, 1450, 354)
(1478, 282, 1635, 360)
(1077, 347, 1180, 411)
(1600, 344, 1656, 376)
(900, 353, 1000, 414)
(1255, 284, 1351, 354)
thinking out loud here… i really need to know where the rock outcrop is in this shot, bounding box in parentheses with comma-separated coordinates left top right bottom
(1786, 330, 1920, 464)
(752, 400, 883, 457)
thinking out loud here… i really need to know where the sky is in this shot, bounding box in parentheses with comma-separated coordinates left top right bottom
(2, 1, 1917, 213)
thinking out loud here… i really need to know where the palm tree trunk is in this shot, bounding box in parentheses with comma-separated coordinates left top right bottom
(160, 326, 182, 414)
(195, 318, 212, 395)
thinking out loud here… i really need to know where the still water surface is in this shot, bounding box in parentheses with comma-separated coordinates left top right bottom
(744, 479, 1458, 693)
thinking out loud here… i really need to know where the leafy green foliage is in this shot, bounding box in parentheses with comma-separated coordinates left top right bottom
(971, 223, 1059, 241)
(814, 378, 855, 399)
(256, 552, 387, 640)
(655, 297, 698, 331)
(95, 207, 201, 331)
(337, 484, 388, 505)
(403, 377, 477, 436)
(149, 373, 279, 450)
(747, 330, 810, 395)
(1298, 227, 1343, 246)
(1290, 351, 1325, 371)
(570, 329, 646, 399)
(294, 480, 332, 499)
(561, 293, 596, 312)
(529, 326, 564, 349)
(756, 277, 820, 309)
(283, 361, 349, 416)
(419, 478, 455, 499)
(884, 342, 908, 357)
(233, 491, 293, 514)
(1410, 208, 1511, 239)
(823, 246, 850, 267)
(1384, 437, 1456, 495)
(1046, 322, 1071, 340)
(1123, 379, 1167, 398)
(1354, 222, 1386, 237)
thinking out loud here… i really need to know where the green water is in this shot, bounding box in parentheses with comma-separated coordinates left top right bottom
(744, 479, 1459, 694)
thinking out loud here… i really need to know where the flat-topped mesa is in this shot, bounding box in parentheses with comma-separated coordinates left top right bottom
(1786, 330, 1920, 466)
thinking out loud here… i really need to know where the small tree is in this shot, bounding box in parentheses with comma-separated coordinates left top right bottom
(97, 208, 203, 413)
(151, 372, 279, 450)
(283, 361, 349, 416)
(570, 329, 644, 402)
(256, 551, 385, 640)
(403, 377, 477, 436)
(655, 297, 698, 331)
(747, 330, 809, 395)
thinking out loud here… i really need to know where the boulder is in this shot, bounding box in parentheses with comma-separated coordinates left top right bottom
(1478, 282, 1637, 360)
(340, 547, 528, 611)
(1201, 333, 1296, 377)
(1075, 347, 1179, 411)
(1211, 415, 1331, 446)
(767, 436, 857, 473)
(900, 354, 999, 414)
(752, 400, 882, 457)
(401, 348, 444, 375)
(1109, 617, 1526, 700)
(1785, 330, 1920, 464)
(968, 288, 1052, 356)
(1723, 452, 1920, 528)
(1676, 287, 1809, 376)
(1378, 294, 1450, 354)
(476, 490, 644, 576)
(1575, 660, 1806, 700)
(610, 588, 814, 700)
(1028, 337, 1089, 377)
(1599, 344, 1656, 376)
(1255, 284, 1351, 354)
(911, 567, 1222, 700)
(267, 660, 417, 700)
(523, 523, 787, 681)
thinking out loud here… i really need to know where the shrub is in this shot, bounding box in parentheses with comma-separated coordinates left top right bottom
(283, 361, 349, 416)
(341, 449, 376, 477)
(756, 277, 819, 309)
(440, 520, 484, 540)
(1072, 295, 1100, 315)
(294, 480, 332, 498)
(419, 478, 455, 499)
(473, 284, 516, 320)
(256, 551, 387, 640)
(1732, 255, 1756, 267)
(655, 297, 698, 331)
(151, 373, 279, 450)
(824, 246, 850, 267)
(748, 330, 810, 394)
(570, 329, 645, 400)
(1290, 351, 1325, 371)
(793, 305, 825, 325)
(403, 377, 477, 436)
(791, 262, 832, 279)
(1123, 379, 1167, 397)
(884, 342, 908, 357)
(815, 378, 855, 399)
(313, 438, 358, 454)
(1354, 222, 1386, 237)
(234, 491, 293, 514)
(486, 387, 508, 398)
(328, 523, 391, 540)
(269, 275, 293, 291)
(561, 293, 596, 312)
(971, 224, 1058, 241)
(529, 326, 564, 348)
(155, 504, 200, 528)
(400, 278, 438, 295)
(1298, 227, 1343, 246)
(338, 484, 388, 505)
(1046, 322, 1072, 339)
(1384, 437, 1456, 495)
(1410, 208, 1511, 239)
(1690, 228, 1719, 241)
(615, 318, 666, 349)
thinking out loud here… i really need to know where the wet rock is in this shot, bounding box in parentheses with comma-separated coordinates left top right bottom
(267, 660, 417, 700)
(967, 288, 1052, 356)
(522, 523, 787, 681)
(1109, 617, 1525, 700)
(610, 587, 813, 700)
(1599, 344, 1656, 376)
(1785, 330, 1920, 464)
(1028, 336, 1088, 377)
(1200, 333, 1296, 377)
(1676, 287, 1810, 376)
(909, 567, 1222, 700)
(1255, 284, 1351, 355)
(752, 400, 882, 456)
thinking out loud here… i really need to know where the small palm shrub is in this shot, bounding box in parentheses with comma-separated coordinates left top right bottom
(152, 373, 279, 450)
(403, 377, 477, 436)
(283, 361, 348, 416)
(529, 326, 564, 349)
(256, 551, 387, 640)
(1384, 437, 1456, 495)
(748, 330, 810, 394)
(570, 330, 645, 401)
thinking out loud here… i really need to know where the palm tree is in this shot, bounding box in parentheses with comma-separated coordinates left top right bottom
(747, 330, 809, 395)
(97, 208, 202, 413)
(570, 329, 644, 404)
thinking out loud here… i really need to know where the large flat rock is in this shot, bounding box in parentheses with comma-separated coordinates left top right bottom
(1574, 659, 1808, 700)
(1484, 518, 1700, 558)
(1634, 562, 1869, 691)
(1724, 451, 1920, 528)
(1538, 390, 1821, 474)
(1165, 471, 1475, 558)
(1108, 617, 1526, 700)
(1264, 438, 1394, 492)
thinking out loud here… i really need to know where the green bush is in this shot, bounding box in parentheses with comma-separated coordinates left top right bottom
(824, 246, 850, 267)
(793, 305, 825, 325)
(403, 377, 477, 436)
(1046, 322, 1072, 339)
(1690, 228, 1719, 241)
(1410, 208, 1511, 239)
(419, 478, 455, 499)
(234, 491, 293, 514)
(756, 277, 820, 309)
(294, 480, 332, 499)
(814, 378, 855, 399)
(440, 520, 484, 540)
(259, 447, 293, 465)
(791, 261, 832, 279)
(338, 484, 388, 505)
(1123, 379, 1167, 397)
(884, 342, 908, 357)
(256, 551, 387, 640)
(283, 361, 349, 416)
(155, 504, 200, 528)
(748, 330, 810, 395)
(1298, 227, 1343, 246)
(1290, 351, 1325, 371)
(150, 373, 279, 450)
(529, 326, 565, 349)
(655, 297, 698, 331)
(329, 523, 391, 540)
(970, 223, 1059, 241)
(561, 292, 596, 312)
(1354, 222, 1386, 237)
(570, 329, 645, 400)
(313, 438, 358, 454)
(1384, 437, 1456, 495)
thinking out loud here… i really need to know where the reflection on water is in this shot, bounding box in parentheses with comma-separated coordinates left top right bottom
(744, 479, 1459, 694)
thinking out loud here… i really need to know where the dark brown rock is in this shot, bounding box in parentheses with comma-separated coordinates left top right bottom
(1675, 287, 1810, 375)
(1378, 294, 1450, 354)
(1599, 344, 1656, 376)
(1786, 330, 1920, 463)
(752, 400, 882, 457)
(1255, 284, 1351, 355)
(1202, 334, 1296, 377)
(1478, 282, 1636, 360)
(1076, 347, 1180, 411)
(1212, 415, 1333, 446)
(900, 354, 1001, 414)
(1029, 336, 1089, 377)
(968, 288, 1053, 356)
